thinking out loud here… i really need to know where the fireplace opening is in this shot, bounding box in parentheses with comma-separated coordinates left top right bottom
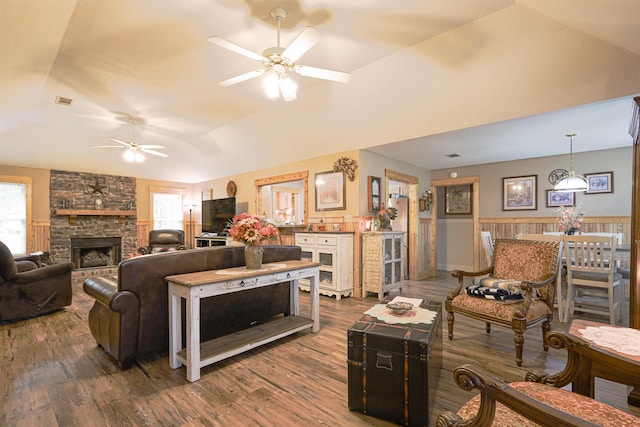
(71, 237, 122, 269)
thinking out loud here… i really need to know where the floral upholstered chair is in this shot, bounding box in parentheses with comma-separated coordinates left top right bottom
(437, 330, 640, 426)
(445, 239, 561, 366)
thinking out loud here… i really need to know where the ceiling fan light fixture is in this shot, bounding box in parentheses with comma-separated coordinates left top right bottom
(554, 133, 589, 193)
(123, 148, 144, 163)
(209, 7, 350, 100)
(279, 74, 297, 102)
(264, 71, 280, 98)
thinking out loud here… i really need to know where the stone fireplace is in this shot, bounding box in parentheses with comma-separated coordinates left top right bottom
(71, 237, 122, 269)
(49, 170, 137, 266)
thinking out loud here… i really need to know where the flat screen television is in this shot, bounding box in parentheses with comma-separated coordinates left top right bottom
(201, 197, 236, 235)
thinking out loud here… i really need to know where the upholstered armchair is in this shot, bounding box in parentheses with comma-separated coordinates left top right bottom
(446, 239, 560, 366)
(0, 241, 74, 322)
(437, 330, 640, 426)
(137, 229, 187, 255)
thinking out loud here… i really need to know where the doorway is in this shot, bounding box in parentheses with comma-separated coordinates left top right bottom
(428, 176, 480, 276)
(384, 169, 419, 280)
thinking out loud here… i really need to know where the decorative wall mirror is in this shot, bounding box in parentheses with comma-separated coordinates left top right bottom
(255, 171, 308, 226)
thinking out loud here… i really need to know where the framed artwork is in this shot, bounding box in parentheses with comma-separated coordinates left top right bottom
(368, 176, 381, 212)
(503, 175, 537, 211)
(546, 189, 575, 207)
(201, 189, 212, 201)
(445, 184, 472, 215)
(315, 171, 346, 211)
(585, 171, 613, 194)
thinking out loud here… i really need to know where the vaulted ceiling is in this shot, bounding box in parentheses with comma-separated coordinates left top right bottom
(1, 0, 639, 183)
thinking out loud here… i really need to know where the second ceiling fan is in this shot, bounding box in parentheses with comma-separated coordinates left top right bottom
(209, 7, 350, 102)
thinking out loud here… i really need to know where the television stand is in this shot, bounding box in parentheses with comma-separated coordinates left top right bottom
(195, 236, 239, 247)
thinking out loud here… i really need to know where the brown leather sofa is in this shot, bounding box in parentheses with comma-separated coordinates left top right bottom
(83, 245, 301, 369)
(0, 241, 74, 323)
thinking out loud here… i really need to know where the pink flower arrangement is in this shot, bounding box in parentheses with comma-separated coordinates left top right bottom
(556, 204, 585, 232)
(229, 213, 278, 245)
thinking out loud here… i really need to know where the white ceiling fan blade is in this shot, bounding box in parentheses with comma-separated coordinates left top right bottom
(139, 144, 166, 149)
(282, 27, 321, 62)
(109, 138, 132, 147)
(141, 148, 168, 158)
(208, 36, 266, 61)
(219, 69, 265, 87)
(91, 145, 123, 148)
(294, 65, 351, 83)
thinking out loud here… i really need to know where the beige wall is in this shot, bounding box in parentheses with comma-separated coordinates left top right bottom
(357, 150, 432, 217)
(195, 150, 363, 221)
(432, 146, 632, 218)
(431, 146, 633, 270)
(3, 146, 630, 273)
(0, 165, 198, 223)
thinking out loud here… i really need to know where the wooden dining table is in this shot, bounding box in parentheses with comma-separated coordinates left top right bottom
(568, 319, 640, 406)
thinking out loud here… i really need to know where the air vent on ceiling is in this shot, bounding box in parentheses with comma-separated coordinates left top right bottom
(55, 96, 73, 106)
(446, 153, 462, 158)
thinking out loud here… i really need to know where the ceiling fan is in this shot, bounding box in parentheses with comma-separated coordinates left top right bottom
(92, 122, 168, 162)
(208, 7, 350, 102)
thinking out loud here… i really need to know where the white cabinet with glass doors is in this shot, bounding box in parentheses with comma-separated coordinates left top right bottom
(362, 231, 405, 300)
(294, 232, 354, 300)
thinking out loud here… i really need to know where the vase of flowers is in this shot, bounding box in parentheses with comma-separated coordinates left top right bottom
(556, 204, 585, 234)
(228, 213, 278, 269)
(378, 204, 398, 231)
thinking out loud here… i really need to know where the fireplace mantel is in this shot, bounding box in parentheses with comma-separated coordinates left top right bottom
(55, 209, 137, 225)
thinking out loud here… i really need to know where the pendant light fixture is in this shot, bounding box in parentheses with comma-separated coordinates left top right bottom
(554, 133, 589, 192)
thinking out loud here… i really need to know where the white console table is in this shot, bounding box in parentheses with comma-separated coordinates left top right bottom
(167, 260, 320, 382)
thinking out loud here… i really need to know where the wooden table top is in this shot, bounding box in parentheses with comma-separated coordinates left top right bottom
(569, 319, 640, 363)
(166, 260, 320, 287)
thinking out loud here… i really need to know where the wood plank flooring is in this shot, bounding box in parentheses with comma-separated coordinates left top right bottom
(1, 272, 638, 426)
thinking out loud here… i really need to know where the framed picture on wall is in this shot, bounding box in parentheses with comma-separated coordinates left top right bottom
(546, 189, 575, 207)
(315, 171, 346, 211)
(503, 175, 537, 211)
(368, 176, 381, 212)
(585, 171, 613, 194)
(445, 184, 472, 215)
(201, 188, 212, 201)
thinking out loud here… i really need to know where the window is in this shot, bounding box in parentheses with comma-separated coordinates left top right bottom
(150, 187, 185, 230)
(0, 176, 32, 254)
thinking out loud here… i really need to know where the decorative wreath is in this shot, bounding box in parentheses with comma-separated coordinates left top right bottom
(333, 157, 358, 181)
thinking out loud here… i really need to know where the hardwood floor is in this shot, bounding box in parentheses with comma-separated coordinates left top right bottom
(1, 272, 637, 426)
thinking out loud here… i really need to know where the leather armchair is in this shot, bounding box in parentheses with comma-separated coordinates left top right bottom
(137, 229, 187, 255)
(0, 241, 74, 323)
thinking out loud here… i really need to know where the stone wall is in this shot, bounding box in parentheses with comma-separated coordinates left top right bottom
(50, 170, 137, 263)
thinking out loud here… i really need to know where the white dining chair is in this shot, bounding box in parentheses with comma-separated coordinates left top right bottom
(517, 234, 566, 322)
(480, 231, 494, 267)
(581, 232, 623, 268)
(563, 235, 623, 325)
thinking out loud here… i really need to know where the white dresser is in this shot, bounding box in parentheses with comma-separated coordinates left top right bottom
(294, 232, 354, 300)
(361, 231, 405, 300)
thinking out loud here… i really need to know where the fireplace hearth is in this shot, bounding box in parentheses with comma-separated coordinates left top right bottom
(71, 237, 122, 269)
